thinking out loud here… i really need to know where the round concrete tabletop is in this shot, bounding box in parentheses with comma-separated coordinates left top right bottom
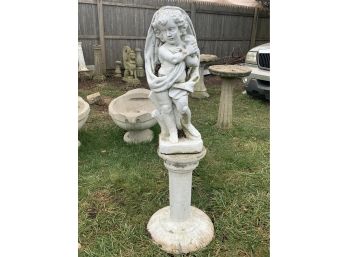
(200, 54, 218, 63)
(209, 65, 251, 78)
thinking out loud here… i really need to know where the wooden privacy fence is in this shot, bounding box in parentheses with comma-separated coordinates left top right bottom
(78, 0, 270, 70)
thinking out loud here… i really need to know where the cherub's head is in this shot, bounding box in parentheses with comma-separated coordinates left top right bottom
(152, 9, 188, 45)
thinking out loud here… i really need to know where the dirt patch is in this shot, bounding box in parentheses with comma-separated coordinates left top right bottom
(91, 190, 113, 204)
(78, 74, 150, 91)
(79, 72, 226, 91)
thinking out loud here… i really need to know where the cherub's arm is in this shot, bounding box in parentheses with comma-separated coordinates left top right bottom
(159, 44, 199, 65)
(158, 46, 186, 65)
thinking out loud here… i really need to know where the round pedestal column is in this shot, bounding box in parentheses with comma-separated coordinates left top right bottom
(209, 65, 251, 129)
(114, 61, 122, 77)
(93, 45, 106, 81)
(217, 77, 237, 129)
(78, 42, 88, 72)
(147, 148, 214, 254)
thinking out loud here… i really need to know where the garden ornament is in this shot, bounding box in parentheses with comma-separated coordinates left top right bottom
(145, 6, 214, 254)
(122, 46, 140, 85)
(144, 6, 203, 154)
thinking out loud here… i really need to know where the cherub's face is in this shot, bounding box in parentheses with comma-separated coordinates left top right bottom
(160, 18, 181, 45)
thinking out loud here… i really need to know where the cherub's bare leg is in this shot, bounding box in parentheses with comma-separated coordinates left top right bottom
(173, 95, 201, 138)
(160, 104, 178, 143)
(150, 91, 178, 143)
(173, 107, 182, 130)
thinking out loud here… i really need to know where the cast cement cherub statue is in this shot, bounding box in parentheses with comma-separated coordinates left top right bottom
(145, 6, 203, 154)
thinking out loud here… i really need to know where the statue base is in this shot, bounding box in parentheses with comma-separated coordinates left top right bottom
(122, 77, 140, 85)
(159, 135, 203, 154)
(147, 206, 214, 254)
(136, 68, 145, 78)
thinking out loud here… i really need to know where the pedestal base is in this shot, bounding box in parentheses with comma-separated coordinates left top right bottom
(159, 136, 203, 154)
(147, 206, 214, 254)
(122, 77, 140, 86)
(123, 129, 153, 143)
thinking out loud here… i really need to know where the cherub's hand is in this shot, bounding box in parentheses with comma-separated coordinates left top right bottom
(172, 47, 183, 53)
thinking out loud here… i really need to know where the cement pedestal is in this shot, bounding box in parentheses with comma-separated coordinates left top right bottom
(93, 45, 106, 81)
(147, 148, 214, 254)
(78, 42, 88, 72)
(114, 61, 122, 78)
(209, 65, 251, 129)
(191, 54, 218, 99)
(135, 48, 145, 78)
(191, 65, 209, 99)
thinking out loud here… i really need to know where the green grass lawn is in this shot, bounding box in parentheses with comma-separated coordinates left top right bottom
(78, 76, 269, 257)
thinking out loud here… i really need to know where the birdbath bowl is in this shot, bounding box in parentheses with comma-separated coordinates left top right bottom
(78, 96, 90, 147)
(191, 54, 218, 99)
(209, 65, 251, 129)
(109, 88, 157, 143)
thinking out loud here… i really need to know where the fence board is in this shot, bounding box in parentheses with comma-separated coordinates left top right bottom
(78, 0, 270, 70)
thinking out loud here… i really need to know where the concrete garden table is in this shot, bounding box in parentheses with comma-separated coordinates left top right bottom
(191, 54, 218, 99)
(208, 65, 251, 129)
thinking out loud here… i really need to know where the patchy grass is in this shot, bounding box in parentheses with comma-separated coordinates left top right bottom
(78, 75, 269, 257)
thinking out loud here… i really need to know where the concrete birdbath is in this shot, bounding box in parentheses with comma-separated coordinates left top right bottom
(191, 54, 218, 99)
(108, 88, 157, 143)
(209, 65, 251, 129)
(78, 96, 90, 147)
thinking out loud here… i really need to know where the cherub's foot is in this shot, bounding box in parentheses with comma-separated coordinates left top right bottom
(183, 123, 201, 138)
(169, 132, 179, 143)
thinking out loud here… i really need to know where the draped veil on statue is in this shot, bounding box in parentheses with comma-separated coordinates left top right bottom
(144, 6, 200, 94)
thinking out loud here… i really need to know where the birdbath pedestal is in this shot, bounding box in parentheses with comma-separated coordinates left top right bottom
(191, 54, 218, 99)
(114, 61, 122, 78)
(209, 65, 251, 129)
(147, 147, 214, 254)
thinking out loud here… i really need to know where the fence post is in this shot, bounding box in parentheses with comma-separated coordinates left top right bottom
(190, 2, 196, 27)
(97, 0, 106, 72)
(249, 7, 259, 49)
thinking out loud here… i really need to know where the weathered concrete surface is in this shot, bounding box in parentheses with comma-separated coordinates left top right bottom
(148, 148, 214, 254)
(78, 42, 88, 72)
(109, 88, 157, 143)
(145, 6, 202, 154)
(78, 96, 90, 147)
(147, 206, 214, 254)
(209, 65, 251, 129)
(114, 61, 122, 78)
(86, 92, 102, 105)
(93, 45, 106, 82)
